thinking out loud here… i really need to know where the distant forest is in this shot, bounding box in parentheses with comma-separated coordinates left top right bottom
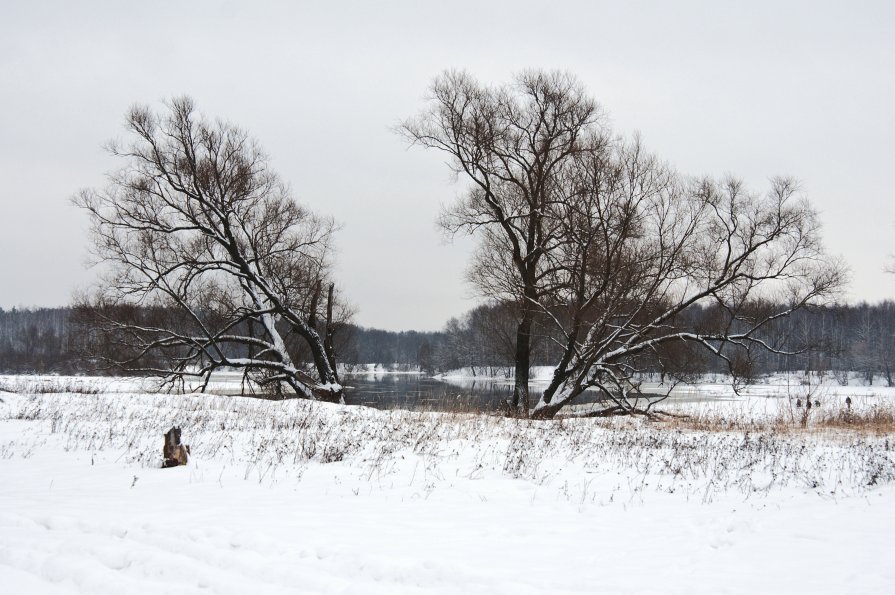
(0, 307, 445, 376)
(2, 302, 895, 385)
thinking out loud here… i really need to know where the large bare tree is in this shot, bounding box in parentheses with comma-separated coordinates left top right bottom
(401, 70, 601, 411)
(75, 97, 345, 399)
(404, 70, 845, 418)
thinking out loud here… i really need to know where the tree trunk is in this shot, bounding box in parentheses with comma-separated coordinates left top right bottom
(511, 315, 532, 412)
(537, 323, 582, 411)
(530, 399, 565, 419)
(323, 283, 339, 384)
(531, 378, 579, 419)
(290, 318, 341, 399)
(306, 329, 338, 385)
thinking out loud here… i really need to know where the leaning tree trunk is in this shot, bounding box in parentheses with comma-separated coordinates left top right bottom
(530, 321, 584, 417)
(292, 320, 341, 400)
(530, 398, 566, 420)
(531, 368, 582, 419)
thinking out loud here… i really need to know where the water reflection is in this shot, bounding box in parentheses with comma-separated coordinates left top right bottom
(340, 374, 506, 411)
(340, 373, 601, 412)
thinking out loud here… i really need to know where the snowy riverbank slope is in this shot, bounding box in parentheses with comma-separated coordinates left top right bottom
(1, 388, 894, 594)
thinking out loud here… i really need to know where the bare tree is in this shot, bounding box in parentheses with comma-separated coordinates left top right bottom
(401, 70, 601, 411)
(75, 97, 345, 400)
(530, 136, 845, 417)
(404, 70, 845, 418)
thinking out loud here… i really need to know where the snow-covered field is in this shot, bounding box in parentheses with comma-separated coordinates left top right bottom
(1, 376, 894, 594)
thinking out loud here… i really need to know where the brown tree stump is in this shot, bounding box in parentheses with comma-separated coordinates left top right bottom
(162, 426, 190, 468)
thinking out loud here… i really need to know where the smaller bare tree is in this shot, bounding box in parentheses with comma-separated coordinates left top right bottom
(75, 97, 345, 399)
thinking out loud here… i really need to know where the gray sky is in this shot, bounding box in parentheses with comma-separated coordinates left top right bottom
(2, 1, 894, 330)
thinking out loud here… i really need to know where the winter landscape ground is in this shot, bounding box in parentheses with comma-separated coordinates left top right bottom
(1, 373, 894, 594)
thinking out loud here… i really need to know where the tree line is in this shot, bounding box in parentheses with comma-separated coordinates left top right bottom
(2, 301, 894, 387)
(0, 306, 442, 376)
(438, 301, 895, 386)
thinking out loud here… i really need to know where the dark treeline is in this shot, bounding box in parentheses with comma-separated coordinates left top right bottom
(2, 302, 895, 385)
(339, 327, 444, 373)
(0, 307, 80, 373)
(439, 301, 895, 385)
(0, 307, 445, 376)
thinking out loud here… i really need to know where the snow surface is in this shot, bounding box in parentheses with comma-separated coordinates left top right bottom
(1, 379, 894, 594)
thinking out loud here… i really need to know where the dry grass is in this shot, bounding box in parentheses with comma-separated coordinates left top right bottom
(0, 376, 104, 395)
(3, 390, 894, 503)
(652, 401, 895, 436)
(814, 404, 895, 434)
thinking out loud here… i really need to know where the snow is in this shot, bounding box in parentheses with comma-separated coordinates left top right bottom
(1, 378, 894, 593)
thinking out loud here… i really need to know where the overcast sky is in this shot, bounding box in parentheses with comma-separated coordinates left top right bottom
(2, 1, 893, 330)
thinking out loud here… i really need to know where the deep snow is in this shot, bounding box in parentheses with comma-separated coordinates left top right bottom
(1, 377, 894, 594)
